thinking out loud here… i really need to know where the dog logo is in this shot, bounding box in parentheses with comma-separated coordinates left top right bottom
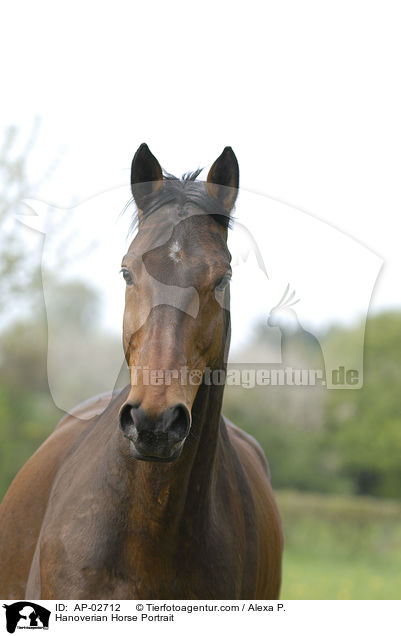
(2, 602, 50, 633)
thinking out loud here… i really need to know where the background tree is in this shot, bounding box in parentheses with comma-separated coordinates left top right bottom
(0, 125, 123, 497)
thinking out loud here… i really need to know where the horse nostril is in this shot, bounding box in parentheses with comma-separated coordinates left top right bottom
(165, 404, 191, 444)
(119, 403, 138, 441)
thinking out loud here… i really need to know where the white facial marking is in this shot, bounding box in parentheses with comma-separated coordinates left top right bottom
(169, 240, 183, 263)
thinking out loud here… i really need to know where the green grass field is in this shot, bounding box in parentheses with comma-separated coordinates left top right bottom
(275, 490, 401, 599)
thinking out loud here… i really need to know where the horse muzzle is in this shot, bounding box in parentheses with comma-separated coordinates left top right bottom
(119, 403, 191, 461)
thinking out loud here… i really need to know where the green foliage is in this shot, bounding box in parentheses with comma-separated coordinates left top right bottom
(0, 384, 60, 500)
(276, 490, 401, 599)
(224, 311, 401, 499)
(325, 312, 401, 497)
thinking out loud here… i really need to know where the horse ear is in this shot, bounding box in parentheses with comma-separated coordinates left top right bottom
(131, 143, 163, 213)
(206, 147, 239, 213)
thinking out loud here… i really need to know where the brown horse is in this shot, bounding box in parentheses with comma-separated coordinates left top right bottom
(0, 144, 283, 600)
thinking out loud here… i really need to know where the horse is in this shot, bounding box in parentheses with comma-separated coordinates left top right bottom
(0, 144, 283, 600)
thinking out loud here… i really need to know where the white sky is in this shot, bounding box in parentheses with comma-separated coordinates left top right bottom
(2, 0, 401, 353)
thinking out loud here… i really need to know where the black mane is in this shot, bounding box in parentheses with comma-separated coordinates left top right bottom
(127, 169, 233, 232)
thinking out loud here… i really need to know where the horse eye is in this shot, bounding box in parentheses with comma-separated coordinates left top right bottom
(214, 276, 231, 292)
(120, 268, 134, 285)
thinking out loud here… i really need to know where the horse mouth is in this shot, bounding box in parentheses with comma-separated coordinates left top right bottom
(128, 439, 185, 463)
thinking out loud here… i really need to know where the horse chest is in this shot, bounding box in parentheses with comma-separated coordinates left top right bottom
(38, 511, 247, 599)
